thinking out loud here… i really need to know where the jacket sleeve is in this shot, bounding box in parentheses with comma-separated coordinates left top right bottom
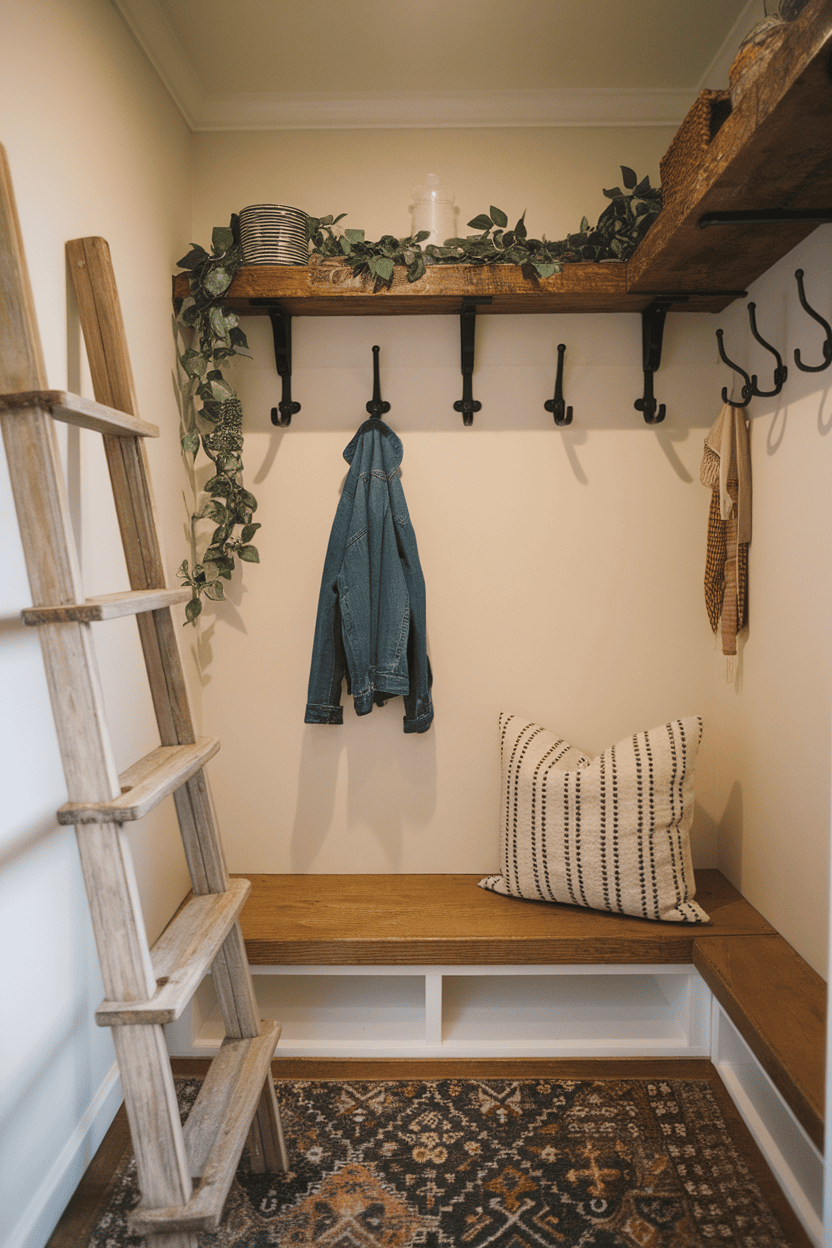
(305, 491, 352, 724)
(305, 587, 347, 724)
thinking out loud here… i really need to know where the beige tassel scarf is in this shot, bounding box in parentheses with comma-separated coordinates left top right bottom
(700, 403, 752, 679)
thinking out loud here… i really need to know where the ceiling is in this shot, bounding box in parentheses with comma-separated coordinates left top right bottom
(112, 0, 759, 131)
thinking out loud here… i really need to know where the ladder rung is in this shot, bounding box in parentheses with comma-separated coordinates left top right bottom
(129, 1021, 282, 1235)
(95, 877, 251, 1026)
(57, 738, 220, 824)
(22, 587, 191, 625)
(0, 389, 158, 437)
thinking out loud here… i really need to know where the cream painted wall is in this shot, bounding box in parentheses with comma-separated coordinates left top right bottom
(0, 2, 192, 1245)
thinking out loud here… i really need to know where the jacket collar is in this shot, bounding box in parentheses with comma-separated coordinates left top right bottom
(343, 418, 403, 468)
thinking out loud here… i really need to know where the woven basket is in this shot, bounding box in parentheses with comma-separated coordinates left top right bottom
(659, 89, 732, 206)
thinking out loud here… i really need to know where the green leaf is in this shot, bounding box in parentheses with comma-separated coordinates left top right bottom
(204, 266, 232, 295)
(374, 256, 394, 282)
(210, 378, 234, 402)
(180, 430, 200, 457)
(238, 544, 260, 563)
(177, 245, 208, 270)
(344, 228, 365, 244)
(467, 214, 493, 231)
(413, 230, 430, 243)
(212, 226, 234, 254)
(533, 261, 557, 279)
(340, 237, 352, 255)
(185, 597, 202, 623)
(240, 522, 261, 543)
(240, 489, 258, 512)
(204, 580, 226, 600)
(209, 306, 229, 340)
(490, 206, 508, 229)
(514, 213, 527, 239)
(180, 349, 208, 379)
(621, 166, 638, 190)
(580, 217, 589, 234)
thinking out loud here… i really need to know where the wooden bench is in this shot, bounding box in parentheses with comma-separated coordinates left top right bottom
(231, 869, 824, 1152)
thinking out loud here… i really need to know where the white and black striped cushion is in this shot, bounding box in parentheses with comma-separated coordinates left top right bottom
(479, 713, 709, 924)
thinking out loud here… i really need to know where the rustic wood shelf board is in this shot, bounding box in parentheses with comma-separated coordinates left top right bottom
(234, 870, 774, 966)
(172, 263, 735, 317)
(630, 0, 832, 295)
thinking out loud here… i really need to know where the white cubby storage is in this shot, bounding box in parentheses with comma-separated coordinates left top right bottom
(164, 962, 711, 1059)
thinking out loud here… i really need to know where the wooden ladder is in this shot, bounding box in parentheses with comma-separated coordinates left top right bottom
(0, 147, 287, 1247)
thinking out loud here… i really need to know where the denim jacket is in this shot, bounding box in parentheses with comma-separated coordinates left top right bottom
(305, 418, 433, 733)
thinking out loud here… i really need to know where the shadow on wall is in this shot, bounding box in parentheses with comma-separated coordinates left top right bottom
(290, 713, 438, 872)
(717, 780, 744, 883)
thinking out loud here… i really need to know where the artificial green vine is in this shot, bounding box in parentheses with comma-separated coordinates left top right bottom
(176, 220, 256, 623)
(176, 169, 660, 623)
(308, 167, 661, 288)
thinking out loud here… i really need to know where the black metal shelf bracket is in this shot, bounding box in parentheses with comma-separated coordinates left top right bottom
(698, 208, 832, 229)
(453, 298, 491, 425)
(366, 345, 391, 420)
(544, 343, 573, 425)
(793, 268, 832, 373)
(267, 304, 301, 426)
(634, 297, 678, 424)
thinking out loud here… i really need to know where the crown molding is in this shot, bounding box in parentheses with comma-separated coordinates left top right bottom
(194, 87, 696, 131)
(110, 0, 204, 128)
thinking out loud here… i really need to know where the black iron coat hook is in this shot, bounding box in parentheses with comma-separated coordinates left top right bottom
(716, 328, 753, 408)
(545, 343, 573, 425)
(747, 302, 787, 397)
(793, 269, 832, 373)
(453, 298, 491, 425)
(267, 305, 301, 426)
(366, 345, 391, 420)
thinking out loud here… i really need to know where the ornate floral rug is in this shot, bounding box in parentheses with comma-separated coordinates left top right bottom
(88, 1076, 797, 1247)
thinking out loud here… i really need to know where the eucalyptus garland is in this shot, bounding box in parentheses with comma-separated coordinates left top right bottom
(175, 169, 660, 623)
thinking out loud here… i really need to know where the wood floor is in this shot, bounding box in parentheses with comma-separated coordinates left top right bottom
(47, 1057, 813, 1248)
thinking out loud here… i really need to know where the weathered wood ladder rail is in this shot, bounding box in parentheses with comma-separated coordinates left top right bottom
(0, 145, 287, 1247)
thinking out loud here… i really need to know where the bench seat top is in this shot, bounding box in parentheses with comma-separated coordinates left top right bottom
(235, 869, 773, 966)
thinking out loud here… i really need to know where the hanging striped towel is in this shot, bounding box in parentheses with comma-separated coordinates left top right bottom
(700, 403, 751, 678)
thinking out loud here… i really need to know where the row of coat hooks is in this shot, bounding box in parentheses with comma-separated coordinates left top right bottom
(716, 268, 832, 408)
(261, 258, 832, 430)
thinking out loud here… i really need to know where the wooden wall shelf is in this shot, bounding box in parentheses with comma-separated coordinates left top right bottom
(171, 1, 832, 320)
(172, 261, 733, 318)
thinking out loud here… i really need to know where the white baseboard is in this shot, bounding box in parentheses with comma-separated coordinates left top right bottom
(5, 1062, 122, 1248)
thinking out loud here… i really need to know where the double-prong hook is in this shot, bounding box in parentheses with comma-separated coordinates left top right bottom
(544, 343, 573, 425)
(716, 328, 753, 407)
(747, 302, 787, 397)
(793, 269, 832, 373)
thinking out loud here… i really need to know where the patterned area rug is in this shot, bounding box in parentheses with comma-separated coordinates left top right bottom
(89, 1077, 795, 1247)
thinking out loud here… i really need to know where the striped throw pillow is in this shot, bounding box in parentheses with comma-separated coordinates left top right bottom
(479, 713, 709, 924)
